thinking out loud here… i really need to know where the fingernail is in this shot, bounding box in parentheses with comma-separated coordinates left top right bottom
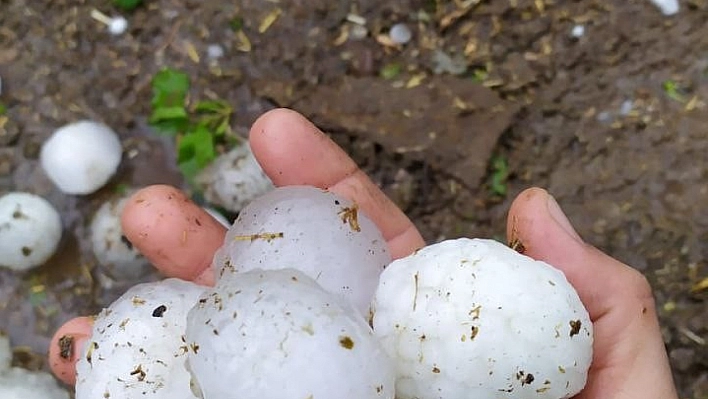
(546, 195, 583, 243)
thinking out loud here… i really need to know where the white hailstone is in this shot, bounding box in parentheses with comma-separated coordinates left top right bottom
(90, 9, 129, 36)
(194, 142, 274, 213)
(373, 238, 593, 399)
(206, 44, 224, 60)
(212, 185, 391, 316)
(570, 24, 585, 38)
(186, 269, 395, 399)
(0, 334, 70, 399)
(40, 120, 123, 195)
(619, 99, 634, 115)
(649, 0, 679, 15)
(108, 16, 128, 35)
(202, 207, 230, 228)
(75, 278, 207, 399)
(90, 195, 151, 280)
(0, 192, 62, 271)
(389, 22, 412, 45)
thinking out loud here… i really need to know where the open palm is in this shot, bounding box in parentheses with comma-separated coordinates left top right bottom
(50, 109, 678, 399)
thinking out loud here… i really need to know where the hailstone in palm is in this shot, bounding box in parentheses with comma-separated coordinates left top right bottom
(372, 238, 593, 399)
(75, 278, 207, 399)
(186, 268, 395, 399)
(213, 185, 390, 316)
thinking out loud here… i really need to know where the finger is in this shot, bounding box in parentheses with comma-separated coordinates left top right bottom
(506, 187, 678, 399)
(48, 317, 92, 386)
(249, 108, 425, 259)
(506, 188, 651, 321)
(121, 185, 225, 285)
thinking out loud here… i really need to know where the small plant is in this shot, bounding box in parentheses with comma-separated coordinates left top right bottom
(149, 68, 235, 183)
(662, 80, 686, 103)
(489, 154, 509, 196)
(0, 103, 6, 115)
(113, 0, 143, 12)
(380, 63, 402, 80)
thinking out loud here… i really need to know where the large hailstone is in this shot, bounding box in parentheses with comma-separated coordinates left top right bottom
(90, 195, 151, 280)
(372, 238, 593, 399)
(0, 334, 70, 399)
(213, 185, 391, 316)
(194, 142, 274, 213)
(0, 192, 62, 271)
(75, 278, 207, 399)
(40, 120, 123, 195)
(186, 268, 395, 399)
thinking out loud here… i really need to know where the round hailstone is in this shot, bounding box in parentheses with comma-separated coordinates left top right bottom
(389, 22, 412, 44)
(0, 192, 62, 271)
(194, 142, 274, 213)
(212, 185, 391, 316)
(372, 238, 593, 399)
(0, 334, 70, 399)
(108, 16, 128, 35)
(40, 120, 122, 195)
(90, 195, 151, 280)
(186, 268, 395, 399)
(75, 278, 207, 399)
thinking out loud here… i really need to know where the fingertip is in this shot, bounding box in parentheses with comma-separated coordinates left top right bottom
(48, 317, 93, 386)
(119, 184, 225, 283)
(248, 108, 357, 188)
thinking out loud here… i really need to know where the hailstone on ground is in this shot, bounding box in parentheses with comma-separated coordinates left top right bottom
(195, 142, 274, 213)
(75, 278, 207, 399)
(0, 192, 62, 271)
(372, 238, 593, 399)
(40, 120, 122, 195)
(185, 268, 395, 399)
(213, 185, 391, 316)
(0, 334, 70, 399)
(90, 195, 151, 280)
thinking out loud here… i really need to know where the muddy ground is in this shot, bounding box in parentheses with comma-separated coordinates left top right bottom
(0, 0, 707, 397)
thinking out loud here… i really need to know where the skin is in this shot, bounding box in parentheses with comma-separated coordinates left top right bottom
(48, 108, 678, 398)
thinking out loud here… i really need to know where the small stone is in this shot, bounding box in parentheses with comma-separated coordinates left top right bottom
(389, 23, 412, 45)
(22, 139, 41, 159)
(0, 121, 20, 146)
(0, 148, 15, 176)
(349, 24, 368, 40)
(669, 347, 695, 372)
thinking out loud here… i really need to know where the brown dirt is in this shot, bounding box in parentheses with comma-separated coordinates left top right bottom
(0, 0, 706, 397)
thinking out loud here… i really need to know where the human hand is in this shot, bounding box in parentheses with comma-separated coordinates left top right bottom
(48, 109, 678, 398)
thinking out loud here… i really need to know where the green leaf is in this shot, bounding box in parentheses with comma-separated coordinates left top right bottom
(490, 155, 508, 196)
(114, 183, 129, 195)
(380, 63, 402, 80)
(178, 158, 201, 182)
(230, 16, 244, 31)
(177, 126, 216, 169)
(194, 100, 230, 114)
(0, 103, 6, 115)
(151, 68, 189, 109)
(113, 0, 143, 11)
(149, 106, 189, 122)
(662, 80, 685, 103)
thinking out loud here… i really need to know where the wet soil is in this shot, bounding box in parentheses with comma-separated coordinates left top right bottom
(0, 0, 707, 397)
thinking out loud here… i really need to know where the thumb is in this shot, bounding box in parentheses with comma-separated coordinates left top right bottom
(506, 187, 677, 399)
(506, 187, 650, 320)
